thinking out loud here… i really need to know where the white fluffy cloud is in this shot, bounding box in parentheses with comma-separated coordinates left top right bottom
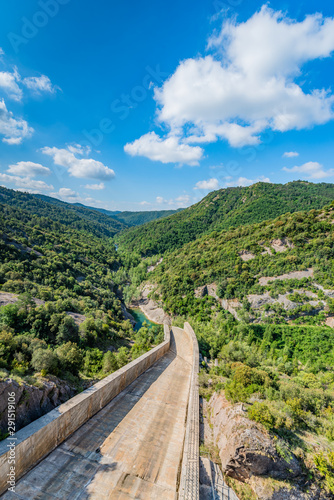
(7, 161, 51, 177)
(41, 145, 115, 180)
(0, 69, 58, 101)
(124, 132, 203, 166)
(22, 75, 59, 94)
(194, 178, 220, 190)
(50, 188, 103, 207)
(156, 194, 191, 207)
(283, 151, 299, 158)
(223, 176, 271, 187)
(85, 182, 105, 190)
(125, 6, 334, 163)
(0, 172, 53, 192)
(0, 99, 33, 145)
(0, 69, 22, 101)
(283, 161, 334, 179)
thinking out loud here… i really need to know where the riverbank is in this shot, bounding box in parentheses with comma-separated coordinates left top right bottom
(130, 283, 171, 325)
(128, 307, 158, 331)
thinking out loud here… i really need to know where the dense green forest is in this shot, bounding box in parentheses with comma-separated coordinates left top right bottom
(1, 188, 126, 238)
(116, 181, 334, 256)
(2, 182, 334, 494)
(0, 191, 162, 395)
(35, 193, 181, 227)
(87, 207, 183, 226)
(150, 204, 334, 318)
(189, 312, 334, 494)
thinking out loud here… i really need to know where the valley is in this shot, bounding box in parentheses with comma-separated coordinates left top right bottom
(1, 181, 334, 498)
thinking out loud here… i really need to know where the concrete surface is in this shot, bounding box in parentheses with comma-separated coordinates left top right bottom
(1, 326, 195, 499)
(0, 328, 170, 496)
(179, 323, 200, 500)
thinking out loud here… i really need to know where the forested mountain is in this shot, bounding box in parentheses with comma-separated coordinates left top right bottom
(18, 191, 126, 237)
(33, 193, 181, 228)
(116, 181, 334, 256)
(151, 203, 334, 320)
(83, 207, 183, 226)
(141, 201, 334, 494)
(0, 190, 162, 416)
(2, 182, 334, 493)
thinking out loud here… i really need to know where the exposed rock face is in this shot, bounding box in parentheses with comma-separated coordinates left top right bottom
(270, 238, 294, 253)
(209, 393, 301, 482)
(239, 251, 255, 261)
(258, 268, 314, 286)
(131, 283, 171, 325)
(0, 377, 75, 434)
(147, 257, 163, 273)
(121, 303, 136, 325)
(195, 285, 208, 298)
(208, 392, 330, 499)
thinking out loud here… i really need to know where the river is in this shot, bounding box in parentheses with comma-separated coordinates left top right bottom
(128, 307, 158, 331)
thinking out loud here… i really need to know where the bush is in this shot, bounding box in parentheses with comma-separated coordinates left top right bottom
(31, 348, 58, 375)
(102, 351, 118, 374)
(56, 342, 83, 374)
(248, 402, 276, 430)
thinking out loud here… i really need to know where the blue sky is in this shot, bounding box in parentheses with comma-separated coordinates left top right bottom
(0, 0, 334, 211)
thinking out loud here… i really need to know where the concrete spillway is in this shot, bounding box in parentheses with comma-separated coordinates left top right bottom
(0, 326, 199, 499)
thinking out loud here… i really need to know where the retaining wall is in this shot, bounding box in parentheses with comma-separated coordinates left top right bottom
(0, 325, 171, 496)
(178, 322, 200, 500)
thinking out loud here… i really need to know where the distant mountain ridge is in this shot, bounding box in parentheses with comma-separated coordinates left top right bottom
(0, 187, 125, 238)
(116, 181, 334, 256)
(72, 204, 183, 227)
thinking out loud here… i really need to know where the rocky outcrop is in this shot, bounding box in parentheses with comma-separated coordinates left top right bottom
(209, 392, 301, 482)
(0, 377, 75, 434)
(121, 303, 136, 325)
(208, 392, 329, 499)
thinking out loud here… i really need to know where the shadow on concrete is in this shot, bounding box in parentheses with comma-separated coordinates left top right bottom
(1, 336, 178, 499)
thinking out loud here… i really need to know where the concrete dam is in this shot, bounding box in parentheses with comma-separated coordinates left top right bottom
(0, 324, 199, 499)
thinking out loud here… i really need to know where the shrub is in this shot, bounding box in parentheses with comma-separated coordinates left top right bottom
(56, 342, 83, 374)
(248, 402, 276, 430)
(31, 348, 58, 375)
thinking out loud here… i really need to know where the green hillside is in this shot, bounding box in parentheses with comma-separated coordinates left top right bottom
(23, 191, 127, 237)
(151, 204, 334, 318)
(0, 190, 162, 398)
(116, 181, 334, 256)
(90, 207, 183, 226)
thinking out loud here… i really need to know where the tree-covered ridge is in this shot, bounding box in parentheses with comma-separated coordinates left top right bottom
(150, 204, 334, 319)
(0, 187, 126, 238)
(116, 181, 334, 256)
(0, 199, 162, 401)
(35, 194, 182, 228)
(87, 207, 183, 226)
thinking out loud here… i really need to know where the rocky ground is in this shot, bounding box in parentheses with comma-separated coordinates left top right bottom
(0, 376, 76, 435)
(130, 283, 171, 325)
(194, 267, 334, 325)
(205, 392, 331, 500)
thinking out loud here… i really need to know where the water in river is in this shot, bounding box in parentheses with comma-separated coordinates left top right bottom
(129, 308, 158, 331)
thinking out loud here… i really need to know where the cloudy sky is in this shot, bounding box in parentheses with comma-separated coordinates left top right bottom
(0, 0, 334, 210)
